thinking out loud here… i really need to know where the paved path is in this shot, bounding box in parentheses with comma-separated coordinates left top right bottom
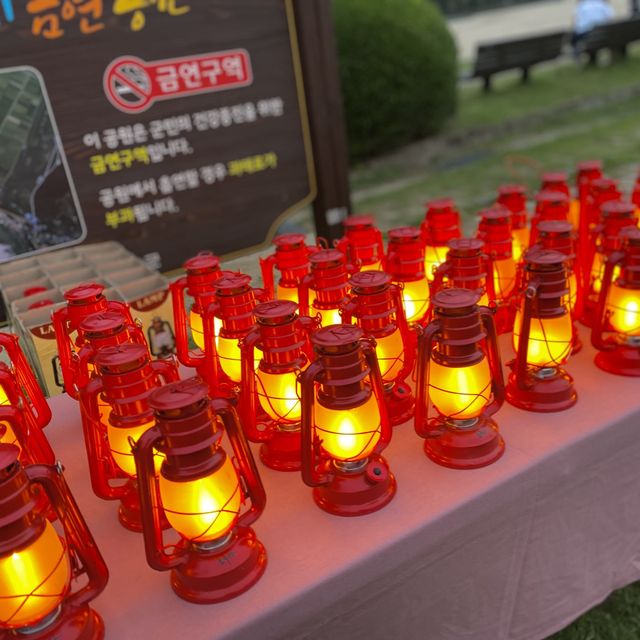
(449, 0, 630, 60)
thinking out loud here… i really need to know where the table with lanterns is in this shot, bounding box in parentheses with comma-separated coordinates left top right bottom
(1, 163, 640, 640)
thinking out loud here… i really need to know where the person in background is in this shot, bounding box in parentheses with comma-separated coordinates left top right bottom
(572, 0, 615, 53)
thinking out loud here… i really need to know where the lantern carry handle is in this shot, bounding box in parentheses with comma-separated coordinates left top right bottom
(25, 462, 109, 608)
(0, 333, 52, 429)
(300, 360, 332, 487)
(133, 425, 185, 571)
(479, 306, 506, 417)
(239, 328, 274, 443)
(79, 376, 127, 500)
(212, 398, 267, 528)
(591, 251, 624, 352)
(259, 254, 277, 300)
(170, 276, 205, 369)
(150, 358, 181, 384)
(0, 404, 55, 466)
(515, 282, 538, 391)
(52, 306, 77, 398)
(202, 301, 221, 395)
(414, 321, 442, 439)
(361, 337, 392, 451)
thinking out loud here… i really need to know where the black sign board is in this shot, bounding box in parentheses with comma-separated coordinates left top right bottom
(0, 0, 348, 271)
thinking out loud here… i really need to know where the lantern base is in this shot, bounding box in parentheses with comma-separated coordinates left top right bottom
(10, 604, 105, 640)
(423, 417, 505, 469)
(595, 344, 640, 376)
(506, 366, 577, 412)
(117, 479, 171, 532)
(259, 426, 301, 472)
(312, 455, 396, 517)
(171, 527, 267, 604)
(385, 381, 415, 426)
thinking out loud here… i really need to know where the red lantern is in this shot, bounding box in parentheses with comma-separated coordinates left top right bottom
(497, 184, 529, 262)
(53, 283, 133, 397)
(420, 199, 462, 281)
(170, 252, 222, 373)
(591, 227, 640, 375)
(341, 271, 416, 425)
(535, 220, 582, 353)
(299, 324, 395, 516)
(298, 249, 350, 328)
(431, 238, 494, 307)
(386, 227, 430, 325)
(133, 378, 267, 603)
(240, 300, 318, 471)
(530, 190, 570, 246)
(507, 250, 576, 412)
(0, 444, 108, 640)
(201, 272, 259, 393)
(79, 343, 180, 531)
(476, 207, 517, 333)
(335, 214, 385, 272)
(414, 289, 505, 468)
(582, 200, 637, 327)
(574, 160, 602, 229)
(259, 234, 317, 304)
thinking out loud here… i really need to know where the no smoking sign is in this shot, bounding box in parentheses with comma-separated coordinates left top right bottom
(104, 50, 253, 114)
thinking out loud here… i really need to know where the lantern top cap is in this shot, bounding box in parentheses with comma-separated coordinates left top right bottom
(64, 282, 105, 303)
(601, 200, 635, 217)
(524, 248, 566, 267)
(28, 299, 54, 310)
(577, 160, 602, 172)
(23, 286, 48, 297)
(425, 197, 454, 211)
(542, 171, 568, 183)
(80, 310, 126, 334)
(479, 205, 510, 222)
(448, 237, 484, 252)
(150, 377, 208, 412)
(536, 189, 569, 203)
(498, 184, 526, 196)
(312, 324, 364, 349)
(0, 443, 20, 474)
(254, 299, 298, 322)
(349, 270, 391, 290)
(591, 177, 618, 190)
(433, 288, 480, 310)
(214, 271, 252, 292)
(537, 220, 573, 235)
(183, 252, 220, 273)
(388, 226, 421, 241)
(95, 343, 148, 368)
(343, 214, 375, 229)
(309, 249, 344, 266)
(273, 233, 307, 249)
(621, 226, 640, 243)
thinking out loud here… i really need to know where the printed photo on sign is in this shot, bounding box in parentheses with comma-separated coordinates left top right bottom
(0, 68, 85, 261)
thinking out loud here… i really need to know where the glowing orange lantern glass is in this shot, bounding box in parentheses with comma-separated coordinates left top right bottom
(414, 289, 505, 468)
(0, 444, 108, 639)
(133, 378, 267, 603)
(300, 325, 395, 516)
(507, 250, 576, 412)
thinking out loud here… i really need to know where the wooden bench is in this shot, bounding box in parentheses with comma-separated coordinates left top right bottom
(472, 31, 567, 91)
(581, 17, 640, 65)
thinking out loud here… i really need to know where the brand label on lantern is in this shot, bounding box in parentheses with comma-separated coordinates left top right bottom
(0, 0, 315, 270)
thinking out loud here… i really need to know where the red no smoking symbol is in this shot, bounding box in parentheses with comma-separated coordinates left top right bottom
(104, 51, 253, 115)
(104, 57, 153, 113)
